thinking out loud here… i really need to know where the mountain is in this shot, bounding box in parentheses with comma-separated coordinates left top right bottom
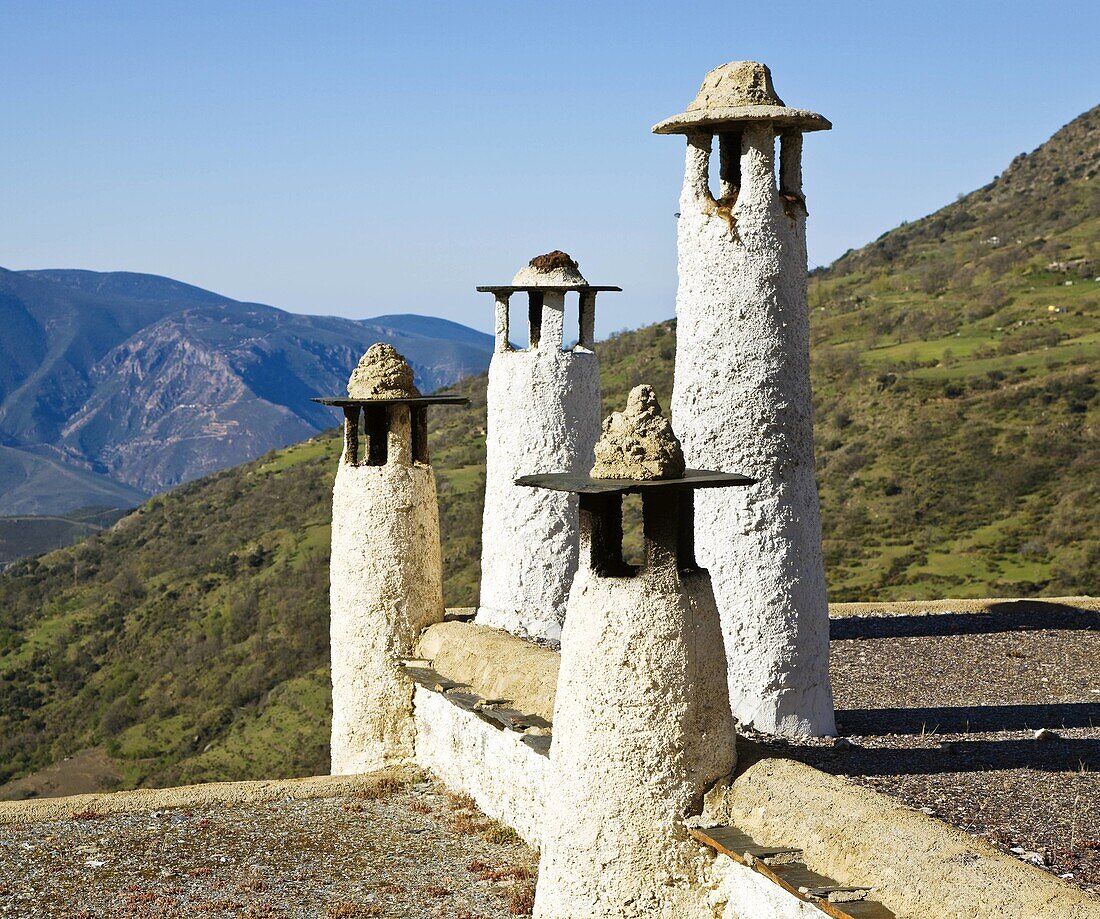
(0, 268, 493, 515)
(0, 107, 1096, 794)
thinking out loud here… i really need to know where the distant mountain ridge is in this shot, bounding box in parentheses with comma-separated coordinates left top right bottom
(0, 268, 493, 514)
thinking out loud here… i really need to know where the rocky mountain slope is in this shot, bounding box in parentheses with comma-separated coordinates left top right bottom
(0, 268, 493, 515)
(0, 106, 1095, 792)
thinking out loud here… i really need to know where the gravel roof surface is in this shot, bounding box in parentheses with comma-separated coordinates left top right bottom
(3, 597, 1096, 911)
(0, 776, 537, 918)
(752, 599, 1100, 892)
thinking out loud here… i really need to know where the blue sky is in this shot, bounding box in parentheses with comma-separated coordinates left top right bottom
(2, 1, 1097, 337)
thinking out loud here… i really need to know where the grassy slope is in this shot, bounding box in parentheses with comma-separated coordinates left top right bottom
(0, 108, 1096, 790)
(808, 104, 1098, 599)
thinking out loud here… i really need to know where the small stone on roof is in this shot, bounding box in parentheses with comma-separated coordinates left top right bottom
(347, 343, 420, 399)
(688, 60, 785, 110)
(591, 385, 685, 480)
(511, 251, 587, 287)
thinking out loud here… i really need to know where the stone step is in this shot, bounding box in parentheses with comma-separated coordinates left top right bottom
(690, 825, 896, 919)
(402, 658, 553, 757)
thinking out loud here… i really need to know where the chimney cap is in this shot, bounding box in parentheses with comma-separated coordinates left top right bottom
(310, 342, 470, 407)
(345, 343, 420, 399)
(590, 385, 686, 481)
(653, 61, 830, 135)
(478, 251, 621, 295)
(312, 394, 468, 407)
(513, 251, 587, 286)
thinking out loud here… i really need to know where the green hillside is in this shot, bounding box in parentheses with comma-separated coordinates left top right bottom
(809, 104, 1098, 597)
(0, 106, 1096, 792)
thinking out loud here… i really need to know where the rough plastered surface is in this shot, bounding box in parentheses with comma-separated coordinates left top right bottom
(709, 856, 823, 919)
(533, 561, 736, 918)
(724, 751, 1100, 919)
(330, 461, 443, 774)
(413, 686, 550, 849)
(417, 621, 559, 724)
(476, 323, 600, 640)
(670, 124, 835, 736)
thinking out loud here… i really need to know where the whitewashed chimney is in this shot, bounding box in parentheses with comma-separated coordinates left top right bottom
(522, 387, 746, 917)
(318, 344, 466, 773)
(654, 61, 837, 736)
(474, 252, 618, 641)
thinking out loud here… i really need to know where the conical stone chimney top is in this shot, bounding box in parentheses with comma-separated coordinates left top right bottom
(590, 385, 685, 481)
(346, 343, 421, 399)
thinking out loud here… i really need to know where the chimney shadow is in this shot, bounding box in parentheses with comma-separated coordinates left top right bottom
(789, 736, 1100, 776)
(830, 601, 1100, 641)
(838, 702, 1100, 736)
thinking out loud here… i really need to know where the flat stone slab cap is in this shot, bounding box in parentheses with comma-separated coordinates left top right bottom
(476, 284, 621, 294)
(515, 469, 754, 495)
(653, 60, 830, 134)
(311, 395, 469, 407)
(591, 384, 685, 480)
(479, 249, 621, 293)
(347, 342, 420, 398)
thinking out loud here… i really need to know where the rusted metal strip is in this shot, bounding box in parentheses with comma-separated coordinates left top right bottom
(689, 827, 892, 919)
